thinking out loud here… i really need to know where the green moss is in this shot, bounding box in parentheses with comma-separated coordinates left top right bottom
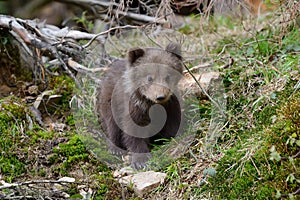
(49, 134, 89, 175)
(0, 97, 28, 182)
(0, 156, 25, 182)
(201, 91, 300, 199)
(70, 193, 83, 199)
(48, 74, 74, 114)
(56, 135, 88, 157)
(26, 130, 56, 144)
(66, 115, 75, 126)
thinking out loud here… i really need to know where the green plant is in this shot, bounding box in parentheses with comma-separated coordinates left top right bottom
(74, 11, 94, 32)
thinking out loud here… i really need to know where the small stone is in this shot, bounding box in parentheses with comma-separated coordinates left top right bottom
(119, 166, 135, 176)
(118, 175, 133, 185)
(113, 166, 135, 178)
(48, 122, 66, 132)
(119, 171, 167, 197)
(113, 170, 120, 178)
(203, 168, 216, 177)
(61, 192, 70, 198)
(27, 85, 39, 95)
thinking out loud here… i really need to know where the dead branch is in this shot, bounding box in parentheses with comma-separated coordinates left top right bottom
(83, 24, 140, 48)
(0, 178, 80, 199)
(56, 0, 168, 25)
(0, 14, 109, 88)
(0, 179, 78, 190)
(68, 59, 108, 73)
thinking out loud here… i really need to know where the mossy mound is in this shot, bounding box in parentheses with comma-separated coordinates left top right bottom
(202, 91, 299, 199)
(195, 25, 300, 199)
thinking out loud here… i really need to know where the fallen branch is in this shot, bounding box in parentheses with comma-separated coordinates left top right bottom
(0, 15, 102, 86)
(0, 178, 80, 199)
(0, 179, 78, 190)
(0, 14, 122, 88)
(56, 0, 168, 25)
(68, 59, 108, 73)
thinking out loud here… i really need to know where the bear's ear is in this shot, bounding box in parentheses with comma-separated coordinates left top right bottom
(128, 47, 145, 65)
(166, 42, 182, 59)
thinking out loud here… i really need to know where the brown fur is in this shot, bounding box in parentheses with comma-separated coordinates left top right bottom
(96, 43, 183, 168)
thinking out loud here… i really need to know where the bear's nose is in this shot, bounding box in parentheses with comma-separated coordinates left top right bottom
(156, 95, 166, 101)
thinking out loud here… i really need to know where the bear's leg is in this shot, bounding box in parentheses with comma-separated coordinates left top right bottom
(106, 118, 127, 155)
(123, 134, 151, 169)
(161, 99, 182, 138)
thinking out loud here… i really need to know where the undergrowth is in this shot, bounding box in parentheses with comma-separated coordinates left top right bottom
(146, 12, 300, 199)
(0, 86, 119, 198)
(193, 22, 300, 199)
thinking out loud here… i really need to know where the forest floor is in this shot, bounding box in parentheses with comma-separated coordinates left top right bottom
(0, 10, 299, 200)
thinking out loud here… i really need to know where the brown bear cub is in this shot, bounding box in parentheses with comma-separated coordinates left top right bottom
(97, 42, 183, 169)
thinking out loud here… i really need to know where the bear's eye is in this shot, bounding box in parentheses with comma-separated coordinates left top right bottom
(147, 76, 153, 83)
(165, 74, 170, 82)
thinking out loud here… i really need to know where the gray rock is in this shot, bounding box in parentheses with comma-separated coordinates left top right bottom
(119, 171, 167, 197)
(113, 166, 135, 178)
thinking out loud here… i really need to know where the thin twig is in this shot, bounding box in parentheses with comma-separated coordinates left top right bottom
(182, 63, 212, 73)
(182, 62, 226, 118)
(57, 0, 167, 24)
(82, 25, 140, 49)
(55, 50, 81, 88)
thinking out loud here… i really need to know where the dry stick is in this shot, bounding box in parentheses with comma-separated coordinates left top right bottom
(281, 187, 300, 197)
(0, 179, 78, 190)
(1, 14, 101, 51)
(9, 31, 33, 57)
(3, 196, 35, 199)
(29, 39, 81, 87)
(113, 6, 165, 23)
(68, 59, 108, 73)
(56, 51, 82, 88)
(182, 63, 212, 73)
(182, 62, 226, 118)
(57, 0, 166, 24)
(82, 25, 140, 49)
(0, 15, 82, 87)
(281, 151, 300, 161)
(83, 9, 173, 50)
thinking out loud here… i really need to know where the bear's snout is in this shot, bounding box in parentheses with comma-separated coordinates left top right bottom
(153, 87, 171, 103)
(156, 94, 167, 101)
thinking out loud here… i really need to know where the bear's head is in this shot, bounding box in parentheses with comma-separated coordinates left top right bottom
(124, 42, 183, 104)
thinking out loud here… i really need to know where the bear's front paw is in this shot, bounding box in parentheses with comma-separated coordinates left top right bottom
(130, 152, 151, 169)
(108, 145, 127, 156)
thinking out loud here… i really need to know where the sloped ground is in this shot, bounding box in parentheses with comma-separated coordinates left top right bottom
(144, 12, 300, 199)
(0, 9, 299, 200)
